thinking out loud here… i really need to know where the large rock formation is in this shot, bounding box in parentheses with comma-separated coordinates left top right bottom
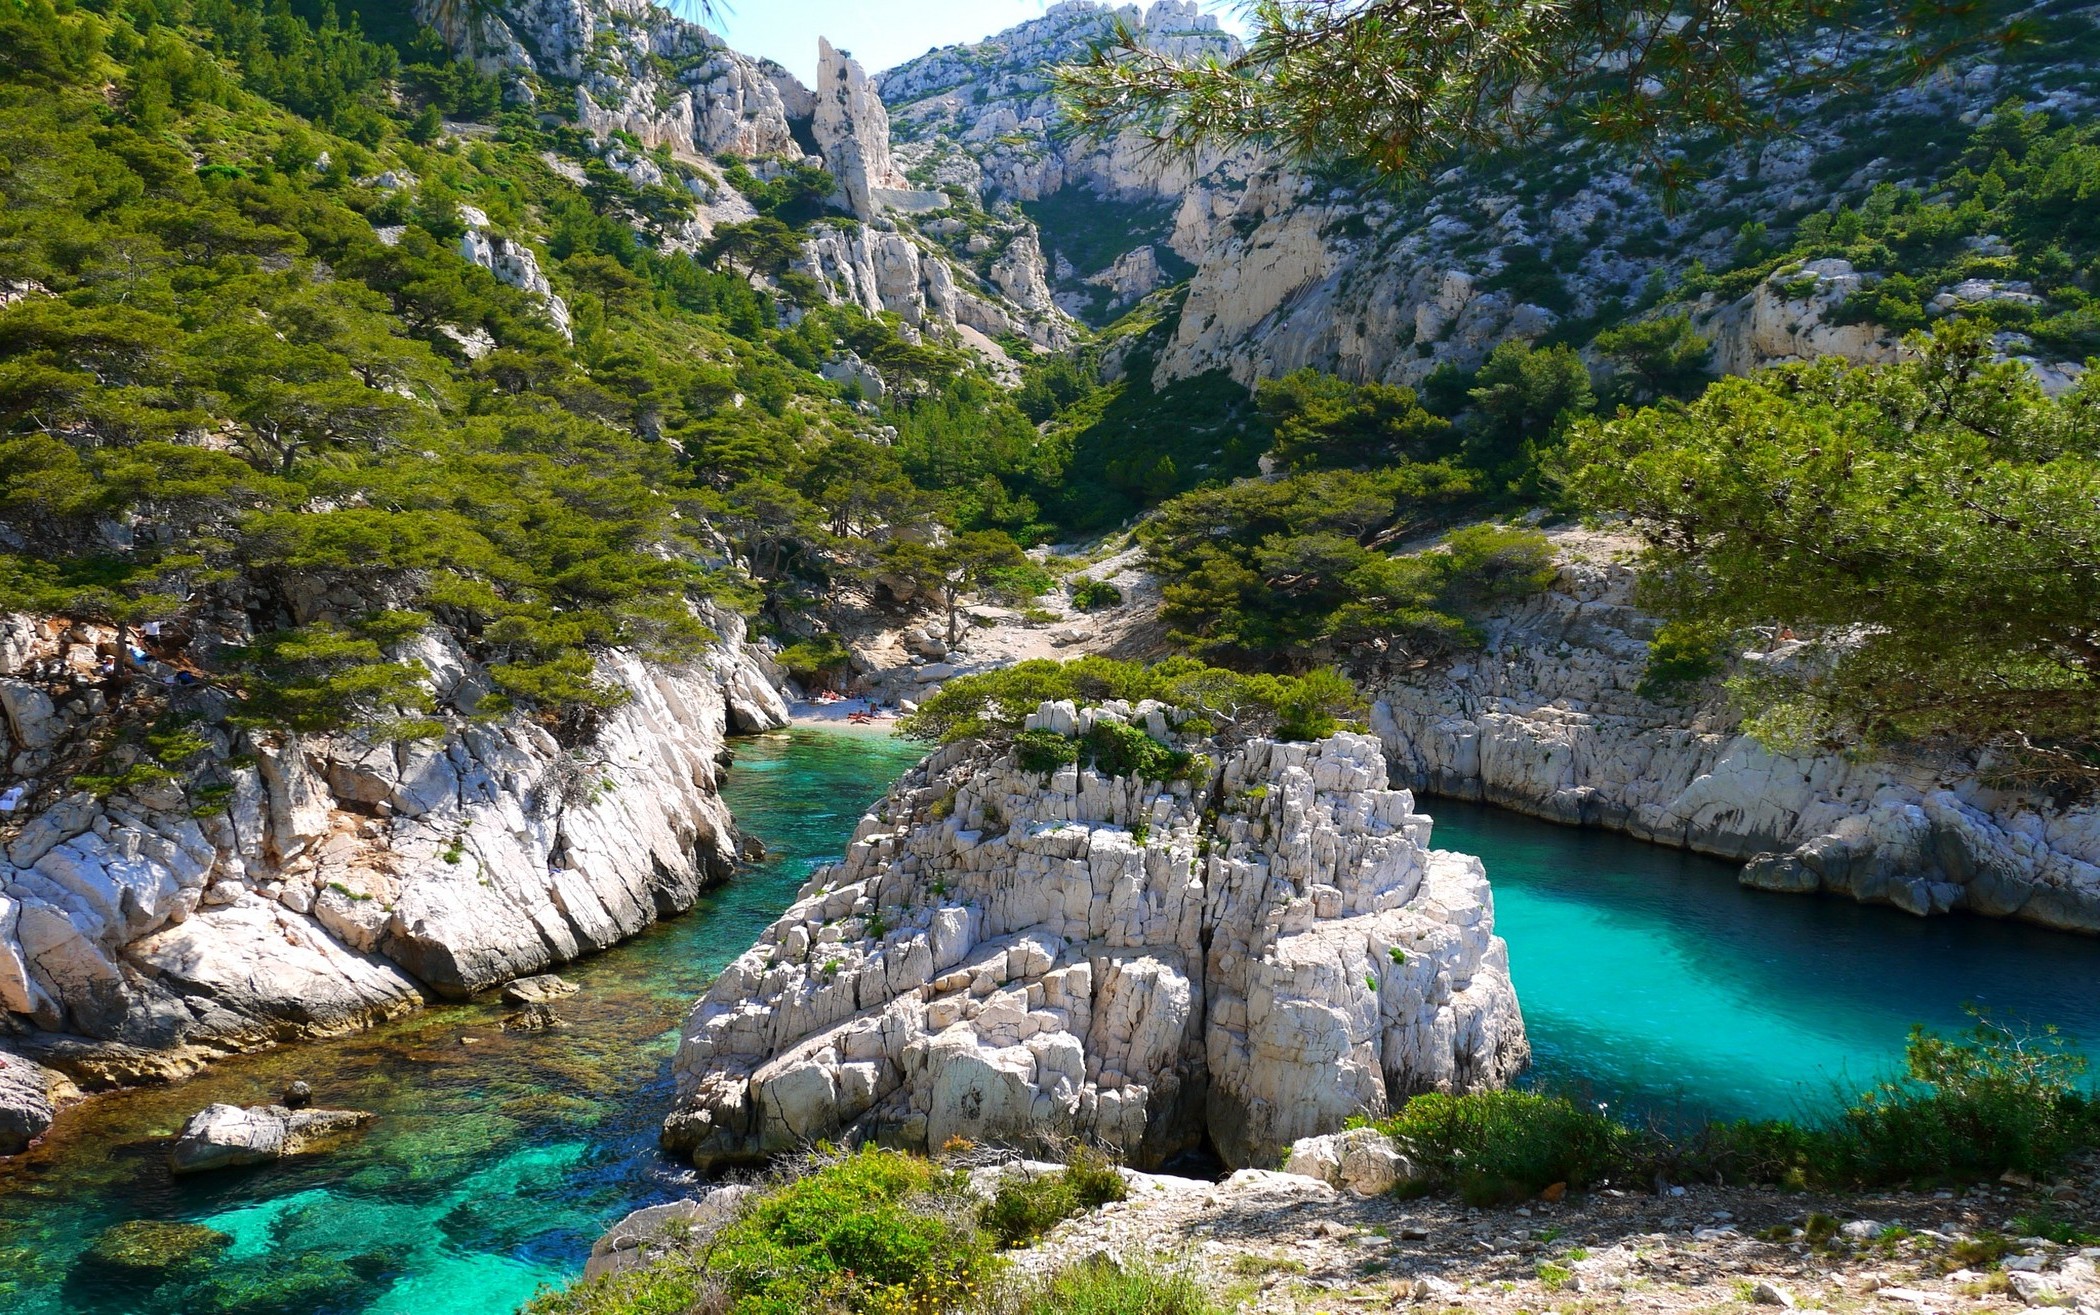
(0, 1048, 71, 1154)
(1368, 528, 2100, 933)
(0, 608, 788, 1101)
(812, 39, 944, 220)
(415, 0, 813, 159)
(663, 703, 1526, 1171)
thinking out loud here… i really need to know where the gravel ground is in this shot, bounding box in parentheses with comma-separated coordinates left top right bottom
(991, 1157, 2100, 1315)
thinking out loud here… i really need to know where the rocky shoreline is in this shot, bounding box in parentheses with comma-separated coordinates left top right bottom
(0, 610, 790, 1153)
(994, 1149, 2100, 1315)
(1369, 528, 2100, 935)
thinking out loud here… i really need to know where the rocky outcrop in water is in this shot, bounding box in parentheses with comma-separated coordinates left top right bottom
(0, 1048, 70, 1154)
(663, 704, 1526, 1172)
(0, 609, 788, 1101)
(167, 1101, 373, 1174)
(1368, 528, 2100, 933)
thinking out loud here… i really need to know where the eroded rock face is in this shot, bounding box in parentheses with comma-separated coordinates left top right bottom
(417, 0, 811, 161)
(663, 706, 1526, 1171)
(167, 1102, 373, 1174)
(584, 1185, 754, 1282)
(459, 206, 572, 340)
(0, 610, 789, 1096)
(1369, 528, 2100, 932)
(812, 39, 945, 220)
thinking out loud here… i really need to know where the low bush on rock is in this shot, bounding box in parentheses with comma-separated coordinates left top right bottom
(1364, 1013, 2098, 1203)
(898, 656, 1364, 749)
(525, 1147, 992, 1315)
(979, 1148, 1130, 1249)
(1066, 576, 1124, 611)
(988, 1255, 1220, 1315)
(1371, 1090, 1639, 1206)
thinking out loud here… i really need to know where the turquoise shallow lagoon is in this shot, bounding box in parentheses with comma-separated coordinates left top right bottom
(2, 733, 2094, 1315)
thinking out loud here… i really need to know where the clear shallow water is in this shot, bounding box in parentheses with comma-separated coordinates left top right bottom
(1, 738, 2094, 1315)
(0, 729, 927, 1315)
(1428, 797, 2100, 1123)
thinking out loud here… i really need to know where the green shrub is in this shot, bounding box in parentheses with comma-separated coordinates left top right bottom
(1080, 720, 1193, 782)
(1367, 1013, 2099, 1204)
(777, 634, 852, 686)
(1821, 1015, 2096, 1186)
(1067, 576, 1124, 611)
(1014, 729, 1081, 774)
(989, 1256, 1220, 1315)
(1636, 620, 1728, 700)
(1369, 1090, 1640, 1206)
(530, 1148, 992, 1315)
(979, 1147, 1129, 1249)
(898, 656, 1362, 751)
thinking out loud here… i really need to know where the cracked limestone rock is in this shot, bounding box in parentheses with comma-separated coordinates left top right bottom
(0, 608, 788, 1096)
(663, 705, 1526, 1171)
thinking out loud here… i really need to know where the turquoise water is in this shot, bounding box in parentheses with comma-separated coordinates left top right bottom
(1, 735, 2095, 1315)
(0, 729, 927, 1315)
(1429, 797, 2100, 1123)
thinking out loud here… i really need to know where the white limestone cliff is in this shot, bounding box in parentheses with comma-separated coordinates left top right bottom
(663, 703, 1526, 1171)
(812, 39, 945, 220)
(0, 609, 788, 1104)
(1368, 529, 2100, 934)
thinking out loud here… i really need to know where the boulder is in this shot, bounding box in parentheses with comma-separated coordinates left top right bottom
(81, 1220, 232, 1284)
(501, 974, 580, 1007)
(0, 1049, 66, 1154)
(583, 1185, 755, 1281)
(1282, 1126, 1417, 1196)
(168, 1103, 373, 1175)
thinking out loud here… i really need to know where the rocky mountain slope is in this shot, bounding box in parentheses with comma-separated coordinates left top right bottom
(882, 1, 2098, 391)
(662, 701, 1525, 1172)
(413, 0, 1075, 352)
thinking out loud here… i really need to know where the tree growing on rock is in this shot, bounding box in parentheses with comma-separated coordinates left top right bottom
(1560, 321, 2100, 788)
(1595, 315, 1716, 405)
(880, 531, 1030, 649)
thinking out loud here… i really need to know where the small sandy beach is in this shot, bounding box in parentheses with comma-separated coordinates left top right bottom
(785, 697, 906, 735)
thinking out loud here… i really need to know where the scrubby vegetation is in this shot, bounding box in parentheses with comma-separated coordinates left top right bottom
(1677, 104, 2100, 361)
(978, 1148, 1129, 1249)
(523, 1145, 1197, 1315)
(897, 657, 1366, 750)
(1363, 1013, 2099, 1205)
(1563, 322, 2100, 787)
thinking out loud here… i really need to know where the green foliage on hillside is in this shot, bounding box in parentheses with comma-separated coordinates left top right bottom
(1259, 368, 1453, 472)
(1562, 322, 2100, 786)
(1680, 104, 2100, 359)
(0, 0, 1051, 742)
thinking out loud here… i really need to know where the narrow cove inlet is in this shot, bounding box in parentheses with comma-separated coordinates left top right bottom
(2, 731, 2095, 1315)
